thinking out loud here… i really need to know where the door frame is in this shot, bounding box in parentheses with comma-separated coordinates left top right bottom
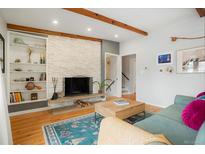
(105, 52, 121, 97)
(121, 52, 137, 99)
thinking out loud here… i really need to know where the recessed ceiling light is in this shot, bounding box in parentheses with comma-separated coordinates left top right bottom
(52, 20, 58, 25)
(87, 28, 92, 32)
(114, 34, 118, 38)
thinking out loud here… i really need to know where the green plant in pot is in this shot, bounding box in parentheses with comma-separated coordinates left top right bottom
(93, 79, 112, 94)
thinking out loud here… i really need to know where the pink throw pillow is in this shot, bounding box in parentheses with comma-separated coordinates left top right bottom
(181, 99, 205, 130)
(196, 91, 205, 98)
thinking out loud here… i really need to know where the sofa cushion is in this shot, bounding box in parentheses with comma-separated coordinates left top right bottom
(196, 91, 205, 98)
(158, 104, 184, 124)
(135, 114, 197, 145)
(196, 95, 205, 100)
(182, 99, 205, 130)
(174, 95, 195, 107)
(195, 122, 205, 145)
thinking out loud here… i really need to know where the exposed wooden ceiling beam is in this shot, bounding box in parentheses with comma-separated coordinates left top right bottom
(63, 8, 148, 36)
(171, 36, 205, 42)
(7, 23, 102, 42)
(196, 8, 205, 17)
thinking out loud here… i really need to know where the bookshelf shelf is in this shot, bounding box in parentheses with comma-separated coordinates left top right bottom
(11, 81, 46, 84)
(10, 71, 46, 73)
(7, 31, 48, 105)
(8, 98, 48, 106)
(10, 43, 46, 50)
(10, 62, 46, 66)
(10, 89, 46, 93)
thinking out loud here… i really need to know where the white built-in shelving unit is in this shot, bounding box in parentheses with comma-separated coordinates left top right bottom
(7, 31, 48, 105)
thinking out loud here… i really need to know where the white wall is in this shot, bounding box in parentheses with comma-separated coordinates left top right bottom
(105, 53, 121, 97)
(0, 17, 6, 39)
(120, 14, 205, 107)
(106, 55, 118, 96)
(0, 15, 12, 144)
(0, 15, 6, 69)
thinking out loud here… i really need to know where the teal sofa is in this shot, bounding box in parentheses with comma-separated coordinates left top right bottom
(135, 95, 204, 145)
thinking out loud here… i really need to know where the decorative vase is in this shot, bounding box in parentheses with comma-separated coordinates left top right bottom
(98, 89, 103, 94)
(51, 92, 58, 100)
(51, 77, 58, 100)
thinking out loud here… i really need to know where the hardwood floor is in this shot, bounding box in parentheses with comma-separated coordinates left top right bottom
(10, 108, 94, 145)
(10, 96, 161, 145)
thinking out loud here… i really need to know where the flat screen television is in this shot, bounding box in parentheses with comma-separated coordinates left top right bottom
(64, 77, 93, 96)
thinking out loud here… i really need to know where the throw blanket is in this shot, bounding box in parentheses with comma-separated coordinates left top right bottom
(98, 117, 172, 145)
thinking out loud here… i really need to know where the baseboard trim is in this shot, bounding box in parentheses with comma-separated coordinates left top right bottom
(9, 106, 51, 117)
(145, 102, 167, 109)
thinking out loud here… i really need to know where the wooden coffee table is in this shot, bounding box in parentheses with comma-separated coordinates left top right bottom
(94, 99, 145, 122)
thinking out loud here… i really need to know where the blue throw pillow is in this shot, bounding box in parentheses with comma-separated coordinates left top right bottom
(196, 95, 205, 100)
(195, 122, 205, 145)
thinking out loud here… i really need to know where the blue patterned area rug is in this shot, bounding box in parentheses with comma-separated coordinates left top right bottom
(43, 112, 153, 145)
(43, 113, 100, 145)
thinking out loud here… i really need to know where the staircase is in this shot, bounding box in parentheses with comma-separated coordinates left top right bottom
(122, 87, 130, 95)
(122, 72, 130, 95)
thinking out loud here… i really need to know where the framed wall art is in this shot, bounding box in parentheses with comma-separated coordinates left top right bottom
(177, 46, 205, 73)
(157, 53, 172, 65)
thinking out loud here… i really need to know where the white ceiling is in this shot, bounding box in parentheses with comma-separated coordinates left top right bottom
(0, 8, 199, 42)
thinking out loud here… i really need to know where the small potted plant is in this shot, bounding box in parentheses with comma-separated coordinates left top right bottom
(93, 79, 112, 94)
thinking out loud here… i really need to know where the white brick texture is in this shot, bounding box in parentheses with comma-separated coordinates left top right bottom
(47, 36, 101, 98)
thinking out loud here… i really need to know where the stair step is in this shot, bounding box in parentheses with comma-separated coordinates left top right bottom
(122, 91, 130, 95)
(122, 89, 129, 93)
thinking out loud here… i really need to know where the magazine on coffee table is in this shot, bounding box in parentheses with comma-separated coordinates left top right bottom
(113, 100, 129, 106)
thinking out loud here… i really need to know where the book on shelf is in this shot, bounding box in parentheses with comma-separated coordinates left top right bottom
(10, 92, 23, 103)
(113, 100, 129, 106)
(15, 92, 19, 102)
(10, 92, 15, 103)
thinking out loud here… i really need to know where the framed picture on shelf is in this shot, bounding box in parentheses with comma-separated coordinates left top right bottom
(31, 93, 38, 100)
(157, 53, 172, 65)
(177, 46, 205, 73)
